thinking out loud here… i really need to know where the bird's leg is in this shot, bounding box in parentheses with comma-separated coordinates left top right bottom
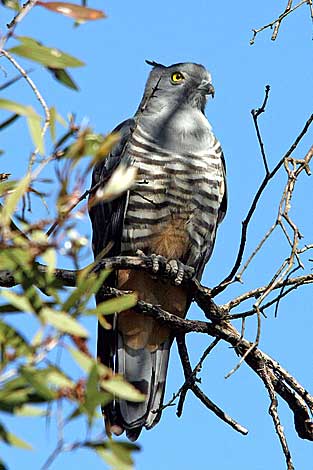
(136, 250, 194, 285)
(165, 259, 184, 285)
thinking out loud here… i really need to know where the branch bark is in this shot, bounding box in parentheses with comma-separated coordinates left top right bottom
(1, 255, 311, 443)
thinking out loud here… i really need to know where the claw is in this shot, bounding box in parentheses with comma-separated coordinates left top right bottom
(175, 262, 185, 285)
(164, 259, 186, 285)
(150, 253, 163, 273)
(136, 249, 146, 257)
(137, 251, 194, 285)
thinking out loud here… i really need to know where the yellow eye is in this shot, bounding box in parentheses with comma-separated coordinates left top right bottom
(171, 71, 185, 83)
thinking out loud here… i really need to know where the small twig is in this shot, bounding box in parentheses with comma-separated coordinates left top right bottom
(308, 0, 313, 20)
(176, 338, 220, 415)
(228, 283, 299, 320)
(2, 0, 39, 49)
(159, 338, 220, 414)
(260, 367, 295, 470)
(272, 0, 294, 41)
(225, 340, 257, 379)
(176, 335, 248, 435)
(250, 0, 309, 44)
(45, 188, 90, 237)
(236, 222, 276, 280)
(213, 113, 313, 297)
(225, 273, 313, 310)
(0, 69, 34, 91)
(251, 85, 271, 175)
(0, 49, 50, 164)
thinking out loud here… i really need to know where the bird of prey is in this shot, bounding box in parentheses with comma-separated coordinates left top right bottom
(89, 61, 227, 441)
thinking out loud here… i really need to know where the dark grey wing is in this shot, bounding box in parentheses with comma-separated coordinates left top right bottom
(89, 118, 134, 259)
(88, 118, 134, 372)
(195, 150, 227, 281)
(217, 151, 227, 224)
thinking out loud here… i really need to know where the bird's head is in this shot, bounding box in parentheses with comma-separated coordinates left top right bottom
(138, 61, 214, 114)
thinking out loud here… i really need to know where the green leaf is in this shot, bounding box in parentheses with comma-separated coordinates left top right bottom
(45, 367, 74, 388)
(49, 106, 56, 141)
(61, 276, 96, 312)
(109, 441, 140, 467)
(31, 328, 44, 347)
(0, 423, 32, 450)
(41, 307, 88, 337)
(68, 346, 95, 373)
(14, 404, 47, 417)
(0, 247, 31, 271)
(1, 0, 19, 10)
(96, 442, 139, 470)
(10, 36, 85, 68)
(62, 269, 110, 313)
(83, 364, 112, 424)
(101, 376, 145, 402)
(27, 115, 44, 154)
(20, 367, 57, 401)
(1, 290, 34, 313)
(85, 293, 138, 316)
(0, 98, 37, 117)
(0, 388, 30, 410)
(96, 448, 131, 470)
(48, 68, 79, 90)
(1, 175, 30, 225)
(0, 320, 33, 357)
(41, 247, 56, 278)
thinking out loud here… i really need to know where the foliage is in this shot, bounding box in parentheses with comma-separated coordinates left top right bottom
(0, 2, 312, 470)
(0, 2, 142, 469)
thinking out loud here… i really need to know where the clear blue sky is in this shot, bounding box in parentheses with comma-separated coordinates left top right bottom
(1, 1, 313, 469)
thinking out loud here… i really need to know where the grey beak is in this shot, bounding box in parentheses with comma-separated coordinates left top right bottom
(198, 80, 215, 98)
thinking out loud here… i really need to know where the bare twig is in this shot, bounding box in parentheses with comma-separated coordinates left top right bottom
(272, 0, 294, 41)
(213, 113, 313, 297)
(1, 0, 39, 49)
(0, 69, 34, 91)
(176, 334, 248, 435)
(251, 85, 271, 175)
(250, 0, 309, 45)
(0, 49, 50, 165)
(158, 338, 220, 414)
(260, 367, 295, 470)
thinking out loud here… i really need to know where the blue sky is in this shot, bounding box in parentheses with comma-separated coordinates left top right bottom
(1, 0, 313, 469)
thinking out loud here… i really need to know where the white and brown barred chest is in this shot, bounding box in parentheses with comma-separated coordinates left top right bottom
(121, 125, 225, 267)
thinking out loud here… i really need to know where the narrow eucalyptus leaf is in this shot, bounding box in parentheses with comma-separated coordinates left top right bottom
(41, 307, 89, 337)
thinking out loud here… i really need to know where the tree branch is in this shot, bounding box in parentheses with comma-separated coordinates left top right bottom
(1, 255, 312, 445)
(212, 113, 313, 296)
(250, 0, 310, 45)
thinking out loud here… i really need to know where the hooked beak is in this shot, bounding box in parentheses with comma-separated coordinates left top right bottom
(198, 80, 215, 98)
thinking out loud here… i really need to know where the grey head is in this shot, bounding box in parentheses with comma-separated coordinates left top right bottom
(134, 61, 215, 153)
(136, 61, 214, 115)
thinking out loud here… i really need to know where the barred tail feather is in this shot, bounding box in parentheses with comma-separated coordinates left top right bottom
(106, 332, 171, 441)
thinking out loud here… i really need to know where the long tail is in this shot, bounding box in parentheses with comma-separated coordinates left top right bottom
(98, 270, 188, 440)
(115, 329, 171, 440)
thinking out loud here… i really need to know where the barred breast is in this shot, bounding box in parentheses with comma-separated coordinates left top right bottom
(121, 124, 225, 268)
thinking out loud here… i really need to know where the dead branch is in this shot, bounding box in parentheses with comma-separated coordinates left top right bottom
(176, 334, 248, 435)
(250, 0, 310, 45)
(251, 85, 271, 175)
(259, 366, 294, 470)
(212, 113, 313, 297)
(1, 251, 313, 461)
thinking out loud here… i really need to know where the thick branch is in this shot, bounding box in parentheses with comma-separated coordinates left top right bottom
(1, 255, 312, 442)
